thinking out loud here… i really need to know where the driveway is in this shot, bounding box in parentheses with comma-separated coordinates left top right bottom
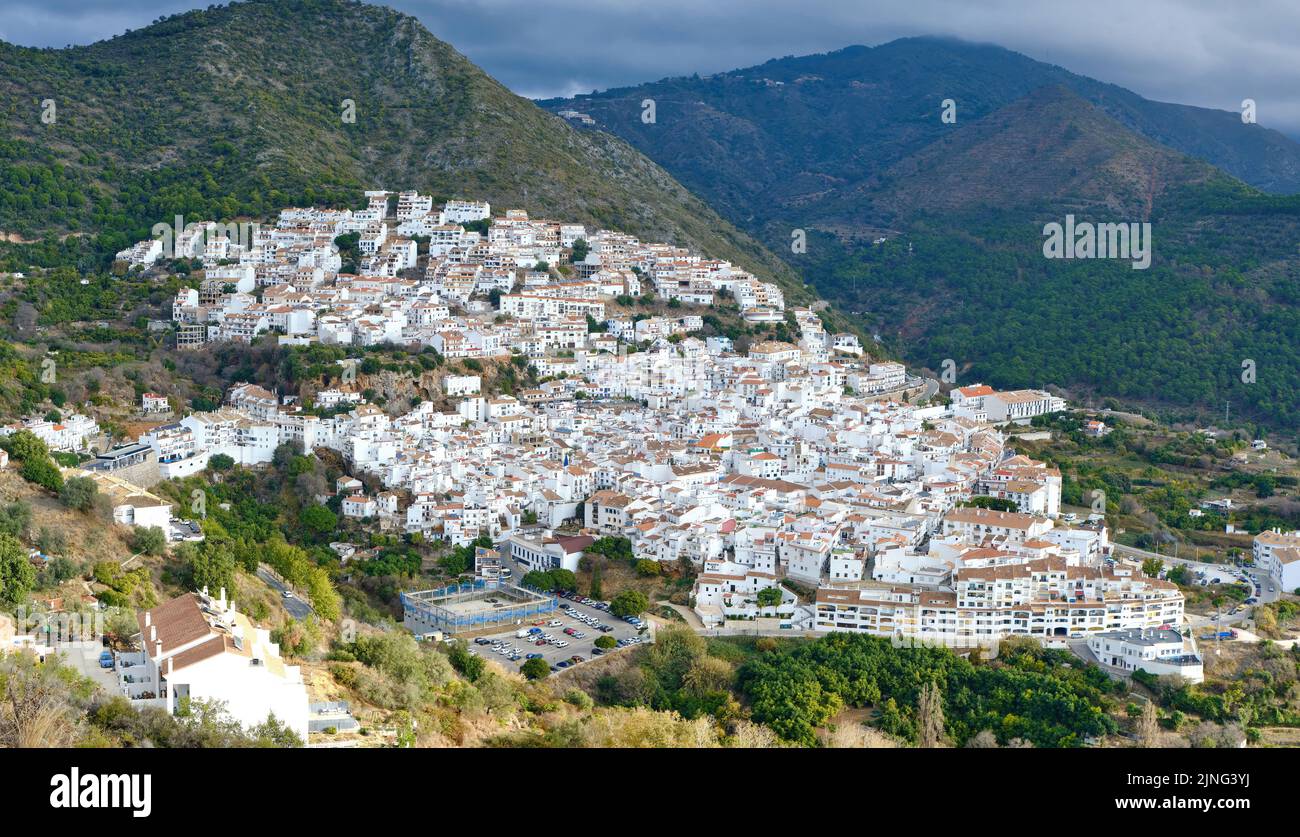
(57, 640, 119, 693)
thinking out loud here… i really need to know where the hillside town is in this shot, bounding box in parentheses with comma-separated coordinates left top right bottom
(24, 188, 1291, 745)
(109, 193, 1190, 654)
(117, 191, 795, 351)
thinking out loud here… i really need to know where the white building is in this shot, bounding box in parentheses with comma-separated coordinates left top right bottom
(117, 589, 308, 741)
(1254, 530, 1300, 593)
(1087, 628, 1204, 683)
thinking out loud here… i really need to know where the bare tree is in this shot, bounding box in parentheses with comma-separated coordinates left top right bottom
(1137, 700, 1161, 748)
(916, 680, 947, 748)
(826, 723, 900, 748)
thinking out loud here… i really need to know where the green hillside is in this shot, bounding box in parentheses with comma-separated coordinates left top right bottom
(0, 0, 812, 309)
(543, 41, 1300, 430)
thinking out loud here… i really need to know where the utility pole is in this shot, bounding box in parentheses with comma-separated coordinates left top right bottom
(1216, 600, 1223, 657)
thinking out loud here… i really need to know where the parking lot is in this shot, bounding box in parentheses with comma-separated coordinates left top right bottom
(468, 592, 649, 675)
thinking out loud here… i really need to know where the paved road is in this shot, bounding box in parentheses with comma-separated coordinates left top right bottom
(257, 566, 314, 619)
(909, 376, 940, 405)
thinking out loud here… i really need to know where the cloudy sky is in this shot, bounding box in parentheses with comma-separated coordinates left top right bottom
(4, 0, 1299, 137)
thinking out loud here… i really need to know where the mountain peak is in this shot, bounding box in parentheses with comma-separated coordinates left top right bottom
(0, 0, 807, 302)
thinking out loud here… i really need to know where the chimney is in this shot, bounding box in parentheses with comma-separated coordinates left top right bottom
(150, 624, 157, 643)
(219, 587, 227, 606)
(154, 641, 162, 659)
(144, 611, 151, 628)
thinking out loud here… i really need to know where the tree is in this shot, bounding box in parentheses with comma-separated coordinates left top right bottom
(635, 559, 660, 577)
(300, 504, 338, 536)
(549, 568, 577, 592)
(520, 657, 550, 680)
(439, 550, 472, 577)
(58, 476, 98, 512)
(915, 681, 947, 748)
(0, 501, 32, 539)
(208, 453, 235, 472)
(610, 590, 648, 618)
(0, 533, 37, 606)
(2, 430, 49, 463)
(188, 542, 237, 596)
(1141, 558, 1165, 578)
(962, 496, 1018, 512)
(756, 587, 783, 609)
(20, 456, 63, 493)
(594, 634, 617, 650)
(130, 526, 167, 557)
(448, 643, 486, 682)
(37, 527, 67, 556)
(522, 568, 577, 592)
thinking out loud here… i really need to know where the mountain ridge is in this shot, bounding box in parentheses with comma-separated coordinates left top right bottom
(0, 0, 817, 311)
(543, 37, 1300, 429)
(543, 36, 1300, 203)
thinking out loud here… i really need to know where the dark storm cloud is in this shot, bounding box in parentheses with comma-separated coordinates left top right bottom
(4, 0, 1298, 136)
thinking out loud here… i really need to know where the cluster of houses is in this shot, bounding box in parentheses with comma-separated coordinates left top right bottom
(112, 191, 799, 356)
(0, 412, 100, 452)
(53, 188, 1244, 735)
(111, 328, 1185, 653)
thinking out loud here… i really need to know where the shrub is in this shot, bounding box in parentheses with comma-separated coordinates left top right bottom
(521, 657, 550, 680)
(59, 476, 98, 512)
(130, 526, 167, 557)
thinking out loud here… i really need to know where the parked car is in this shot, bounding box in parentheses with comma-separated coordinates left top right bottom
(98, 650, 114, 669)
(526, 653, 543, 659)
